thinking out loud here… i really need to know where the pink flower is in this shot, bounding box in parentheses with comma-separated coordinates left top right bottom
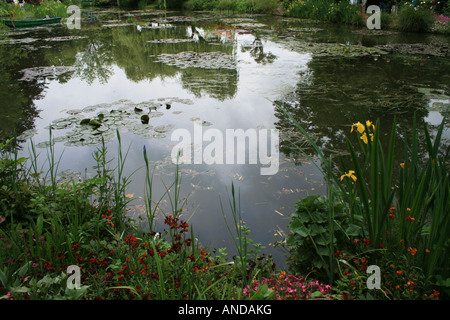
(435, 14, 450, 23)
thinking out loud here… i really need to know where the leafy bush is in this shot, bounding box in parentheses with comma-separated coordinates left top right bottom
(434, 0, 450, 16)
(381, 11, 392, 28)
(398, 5, 434, 32)
(183, 0, 218, 11)
(30, 0, 67, 18)
(155, 0, 184, 9)
(286, 0, 362, 25)
(253, 0, 279, 14)
(287, 195, 363, 284)
(216, 0, 237, 12)
(117, 0, 139, 9)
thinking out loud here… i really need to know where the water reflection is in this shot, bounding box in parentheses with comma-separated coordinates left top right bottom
(0, 46, 41, 142)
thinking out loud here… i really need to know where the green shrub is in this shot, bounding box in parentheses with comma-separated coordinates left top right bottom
(31, 0, 68, 18)
(398, 5, 434, 32)
(435, 0, 450, 16)
(286, 0, 361, 25)
(253, 0, 280, 14)
(155, 0, 184, 10)
(216, 0, 236, 12)
(286, 195, 364, 284)
(235, 0, 253, 13)
(117, 0, 139, 8)
(183, 0, 218, 11)
(381, 12, 392, 29)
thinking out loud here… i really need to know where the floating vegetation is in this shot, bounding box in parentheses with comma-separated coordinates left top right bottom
(163, 16, 196, 23)
(374, 43, 450, 57)
(287, 27, 323, 33)
(146, 38, 195, 44)
(32, 98, 194, 148)
(19, 66, 75, 81)
(352, 29, 399, 36)
(417, 87, 450, 100)
(221, 18, 257, 24)
(141, 23, 174, 29)
(154, 51, 236, 70)
(285, 41, 388, 57)
(154, 124, 175, 133)
(43, 36, 88, 42)
(231, 23, 268, 29)
(0, 37, 38, 45)
(102, 23, 135, 27)
(191, 118, 213, 127)
(17, 128, 37, 141)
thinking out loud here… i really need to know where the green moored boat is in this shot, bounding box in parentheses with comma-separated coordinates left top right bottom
(2, 17, 62, 28)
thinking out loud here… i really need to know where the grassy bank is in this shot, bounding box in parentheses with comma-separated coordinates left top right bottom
(1, 110, 447, 300)
(0, 131, 336, 300)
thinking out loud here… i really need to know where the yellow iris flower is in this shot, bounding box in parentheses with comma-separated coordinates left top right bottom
(351, 120, 376, 144)
(351, 122, 365, 134)
(341, 170, 357, 182)
(360, 132, 374, 144)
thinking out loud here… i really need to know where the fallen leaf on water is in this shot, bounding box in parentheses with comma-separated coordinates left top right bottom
(125, 193, 134, 198)
(274, 210, 284, 216)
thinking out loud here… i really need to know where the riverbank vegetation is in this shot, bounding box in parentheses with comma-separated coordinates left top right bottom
(1, 111, 448, 300)
(1, 0, 449, 33)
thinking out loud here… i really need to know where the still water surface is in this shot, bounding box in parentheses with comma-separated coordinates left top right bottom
(1, 10, 448, 266)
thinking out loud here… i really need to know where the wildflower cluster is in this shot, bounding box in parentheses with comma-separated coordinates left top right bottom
(240, 272, 335, 300)
(351, 120, 375, 144)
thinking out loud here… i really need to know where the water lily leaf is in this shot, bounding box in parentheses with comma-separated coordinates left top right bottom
(89, 120, 102, 127)
(154, 124, 175, 133)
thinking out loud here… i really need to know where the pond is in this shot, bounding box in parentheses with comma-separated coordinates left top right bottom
(1, 9, 449, 267)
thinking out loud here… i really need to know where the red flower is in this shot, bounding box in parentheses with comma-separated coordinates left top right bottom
(363, 238, 370, 247)
(124, 235, 138, 248)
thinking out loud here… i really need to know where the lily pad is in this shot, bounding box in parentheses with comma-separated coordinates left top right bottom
(43, 36, 88, 42)
(284, 41, 388, 57)
(417, 87, 450, 100)
(149, 112, 164, 118)
(154, 51, 236, 70)
(374, 43, 449, 57)
(146, 38, 195, 44)
(19, 66, 75, 81)
(0, 37, 38, 45)
(154, 124, 175, 133)
(143, 132, 166, 139)
(17, 128, 37, 140)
